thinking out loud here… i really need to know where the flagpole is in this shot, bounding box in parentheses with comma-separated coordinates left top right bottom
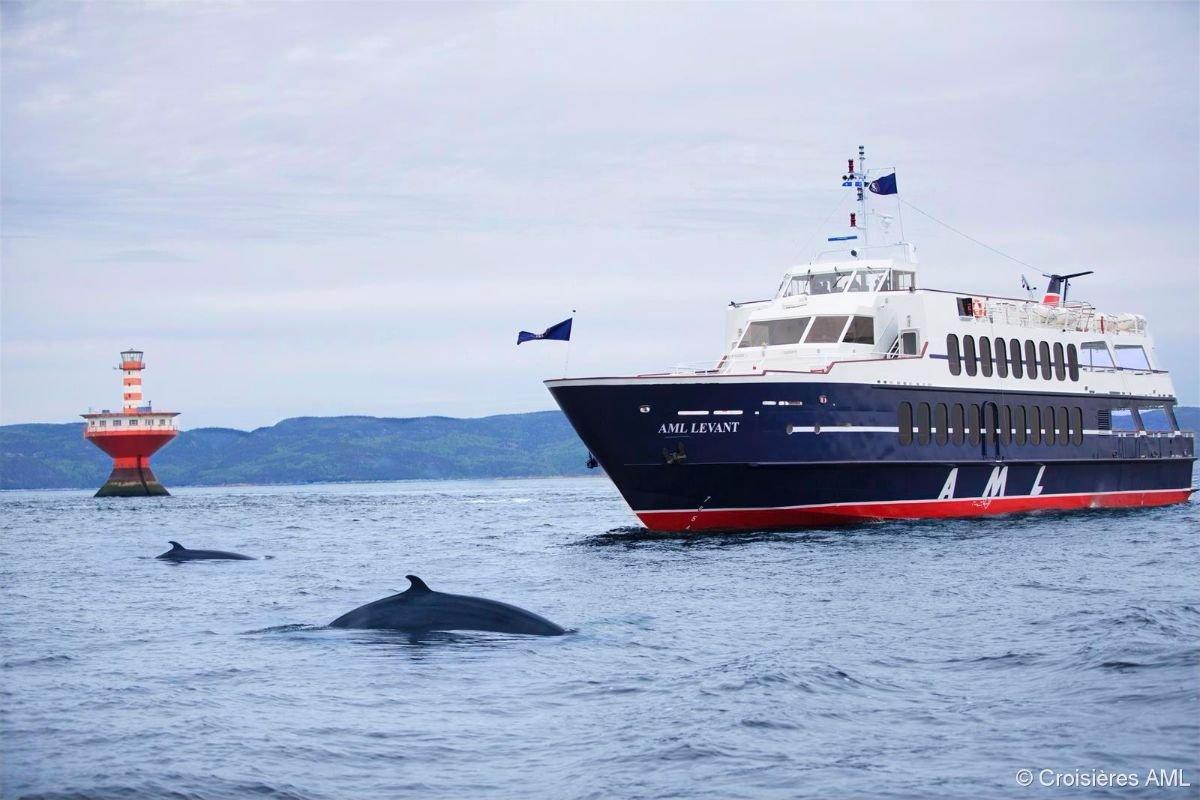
(563, 309, 576, 376)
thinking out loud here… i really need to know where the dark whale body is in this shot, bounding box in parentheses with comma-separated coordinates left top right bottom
(156, 541, 255, 561)
(330, 575, 566, 636)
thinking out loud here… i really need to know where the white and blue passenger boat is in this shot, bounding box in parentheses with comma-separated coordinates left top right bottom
(547, 148, 1196, 531)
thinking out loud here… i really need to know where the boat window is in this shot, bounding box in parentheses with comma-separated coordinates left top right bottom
(1043, 405, 1056, 445)
(916, 402, 932, 445)
(1114, 345, 1151, 371)
(1067, 343, 1080, 381)
(1015, 405, 1027, 445)
(979, 336, 993, 378)
(1029, 406, 1042, 445)
(1053, 342, 1066, 381)
(951, 404, 965, 445)
(994, 338, 1008, 378)
(963, 335, 978, 376)
(892, 271, 916, 290)
(846, 270, 887, 292)
(1057, 406, 1069, 445)
(898, 402, 913, 445)
(1039, 342, 1052, 380)
(1010, 338, 1023, 378)
(982, 404, 997, 448)
(781, 273, 849, 297)
(947, 334, 962, 376)
(1071, 407, 1084, 445)
(805, 316, 850, 343)
(999, 405, 1012, 445)
(968, 404, 981, 446)
(842, 316, 875, 345)
(934, 403, 948, 445)
(1081, 341, 1115, 368)
(1024, 340, 1038, 380)
(1111, 407, 1140, 431)
(738, 317, 810, 347)
(900, 330, 919, 355)
(1139, 404, 1175, 432)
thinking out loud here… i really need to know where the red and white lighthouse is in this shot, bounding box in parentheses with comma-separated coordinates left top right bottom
(82, 349, 180, 497)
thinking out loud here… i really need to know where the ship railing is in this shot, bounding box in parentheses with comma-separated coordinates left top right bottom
(972, 299, 1147, 336)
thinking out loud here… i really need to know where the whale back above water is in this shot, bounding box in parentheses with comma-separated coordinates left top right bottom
(329, 575, 566, 636)
(156, 541, 255, 561)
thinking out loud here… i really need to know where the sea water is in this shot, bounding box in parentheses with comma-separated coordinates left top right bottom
(2, 474, 1197, 799)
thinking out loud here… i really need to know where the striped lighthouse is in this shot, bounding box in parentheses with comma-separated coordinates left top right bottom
(82, 348, 180, 497)
(121, 349, 147, 412)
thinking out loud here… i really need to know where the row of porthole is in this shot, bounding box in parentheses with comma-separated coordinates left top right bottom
(898, 401, 1085, 447)
(947, 334, 1080, 382)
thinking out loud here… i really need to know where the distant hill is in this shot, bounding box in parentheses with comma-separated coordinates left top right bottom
(0, 412, 592, 490)
(2, 407, 1196, 491)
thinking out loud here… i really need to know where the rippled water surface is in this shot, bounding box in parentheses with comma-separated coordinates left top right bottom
(2, 475, 1198, 799)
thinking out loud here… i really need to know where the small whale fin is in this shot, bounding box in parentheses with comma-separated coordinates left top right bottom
(168, 541, 184, 550)
(404, 575, 432, 593)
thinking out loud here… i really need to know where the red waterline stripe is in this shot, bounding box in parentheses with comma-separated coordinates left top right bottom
(635, 489, 1195, 532)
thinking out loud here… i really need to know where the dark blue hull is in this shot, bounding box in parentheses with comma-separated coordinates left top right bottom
(547, 379, 1195, 531)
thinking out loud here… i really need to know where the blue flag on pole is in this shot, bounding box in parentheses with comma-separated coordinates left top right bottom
(517, 317, 572, 345)
(867, 173, 898, 195)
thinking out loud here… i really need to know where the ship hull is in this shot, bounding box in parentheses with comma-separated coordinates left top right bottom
(547, 379, 1195, 532)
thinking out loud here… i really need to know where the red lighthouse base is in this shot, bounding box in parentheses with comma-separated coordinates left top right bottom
(95, 456, 170, 497)
(83, 426, 178, 498)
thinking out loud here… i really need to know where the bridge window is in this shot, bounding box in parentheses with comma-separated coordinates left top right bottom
(842, 316, 875, 345)
(1039, 342, 1052, 380)
(1053, 342, 1066, 381)
(934, 403, 948, 445)
(1067, 344, 1080, 381)
(1057, 406, 1069, 445)
(738, 317, 810, 347)
(1029, 406, 1042, 445)
(979, 336, 993, 377)
(1111, 407, 1141, 431)
(994, 338, 1008, 378)
(805, 316, 850, 343)
(916, 402, 932, 445)
(1014, 405, 1027, 445)
(1140, 404, 1176, 432)
(898, 402, 913, 445)
(1115, 345, 1151, 371)
(1071, 407, 1084, 445)
(1081, 341, 1115, 368)
(963, 335, 978, 376)
(1009, 338, 1023, 378)
(951, 404, 965, 446)
(947, 334, 962, 375)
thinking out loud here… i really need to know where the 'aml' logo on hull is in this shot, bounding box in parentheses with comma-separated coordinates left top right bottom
(938, 465, 1046, 501)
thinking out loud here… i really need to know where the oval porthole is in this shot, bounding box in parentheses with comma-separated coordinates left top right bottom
(786, 424, 794, 434)
(639, 405, 650, 413)
(819, 395, 828, 404)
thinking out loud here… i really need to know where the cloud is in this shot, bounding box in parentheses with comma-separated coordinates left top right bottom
(1, 1, 1197, 427)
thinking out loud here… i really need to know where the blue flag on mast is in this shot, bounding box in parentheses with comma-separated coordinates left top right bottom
(517, 317, 572, 345)
(867, 173, 898, 195)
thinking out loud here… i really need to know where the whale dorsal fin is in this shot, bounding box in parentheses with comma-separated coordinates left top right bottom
(405, 575, 432, 593)
(168, 541, 184, 551)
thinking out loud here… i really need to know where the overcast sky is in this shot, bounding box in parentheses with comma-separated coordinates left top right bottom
(2, 1, 1197, 429)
